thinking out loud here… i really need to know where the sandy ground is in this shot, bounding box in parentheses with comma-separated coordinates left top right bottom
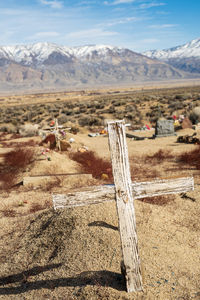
(0, 128, 199, 300)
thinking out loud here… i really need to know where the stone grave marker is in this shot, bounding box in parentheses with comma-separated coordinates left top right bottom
(155, 118, 176, 137)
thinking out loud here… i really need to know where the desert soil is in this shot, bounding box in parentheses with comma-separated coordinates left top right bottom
(0, 125, 199, 300)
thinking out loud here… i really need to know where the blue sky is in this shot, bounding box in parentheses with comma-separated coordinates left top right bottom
(0, 0, 199, 52)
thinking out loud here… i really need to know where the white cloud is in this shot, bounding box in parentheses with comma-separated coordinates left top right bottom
(149, 24, 177, 29)
(140, 2, 166, 9)
(39, 0, 63, 9)
(104, 0, 135, 5)
(30, 31, 60, 38)
(67, 28, 118, 38)
(101, 16, 142, 27)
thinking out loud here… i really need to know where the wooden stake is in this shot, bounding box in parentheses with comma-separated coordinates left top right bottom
(107, 120, 143, 292)
(55, 118, 61, 151)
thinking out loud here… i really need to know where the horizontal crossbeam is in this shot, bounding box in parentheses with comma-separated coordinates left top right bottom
(53, 176, 194, 210)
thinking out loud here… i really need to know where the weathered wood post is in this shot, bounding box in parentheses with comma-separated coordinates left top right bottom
(55, 118, 61, 151)
(107, 120, 143, 292)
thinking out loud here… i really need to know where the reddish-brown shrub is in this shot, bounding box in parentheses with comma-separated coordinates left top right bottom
(10, 133, 22, 139)
(29, 200, 52, 213)
(0, 132, 7, 140)
(0, 208, 16, 217)
(144, 149, 173, 163)
(4, 147, 35, 169)
(71, 151, 113, 181)
(0, 148, 35, 189)
(130, 164, 160, 181)
(139, 194, 175, 206)
(178, 146, 200, 170)
(1, 139, 37, 148)
(0, 171, 19, 189)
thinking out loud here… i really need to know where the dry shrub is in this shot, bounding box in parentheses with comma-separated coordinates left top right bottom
(4, 147, 35, 169)
(41, 177, 62, 192)
(178, 146, 200, 170)
(130, 164, 159, 181)
(9, 133, 22, 139)
(0, 171, 19, 190)
(0, 132, 7, 140)
(29, 200, 52, 214)
(0, 208, 16, 217)
(129, 156, 160, 181)
(69, 126, 79, 134)
(19, 124, 39, 137)
(139, 194, 175, 206)
(70, 151, 113, 181)
(144, 149, 173, 163)
(0, 148, 35, 189)
(1, 139, 38, 148)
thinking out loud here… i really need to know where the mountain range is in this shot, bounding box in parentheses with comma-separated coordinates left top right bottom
(143, 38, 200, 74)
(0, 38, 199, 93)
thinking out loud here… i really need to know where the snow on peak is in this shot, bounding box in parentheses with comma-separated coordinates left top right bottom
(0, 42, 124, 65)
(143, 38, 200, 60)
(69, 44, 122, 58)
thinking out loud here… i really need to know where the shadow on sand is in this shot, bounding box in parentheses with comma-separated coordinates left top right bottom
(0, 265, 125, 295)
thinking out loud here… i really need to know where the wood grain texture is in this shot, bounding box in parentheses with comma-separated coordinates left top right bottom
(52, 176, 194, 209)
(107, 120, 143, 293)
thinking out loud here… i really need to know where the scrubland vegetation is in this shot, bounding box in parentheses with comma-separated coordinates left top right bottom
(0, 86, 200, 133)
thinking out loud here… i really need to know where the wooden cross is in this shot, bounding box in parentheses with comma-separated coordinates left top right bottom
(52, 120, 194, 293)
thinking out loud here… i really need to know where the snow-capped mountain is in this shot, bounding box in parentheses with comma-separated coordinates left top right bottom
(143, 38, 200, 73)
(144, 38, 200, 60)
(0, 43, 124, 66)
(0, 41, 197, 93)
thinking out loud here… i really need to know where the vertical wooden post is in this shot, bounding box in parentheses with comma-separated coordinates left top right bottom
(107, 120, 143, 293)
(55, 118, 61, 151)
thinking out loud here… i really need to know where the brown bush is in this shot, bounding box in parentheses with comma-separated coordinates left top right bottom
(4, 147, 35, 169)
(139, 194, 175, 206)
(1, 139, 38, 148)
(29, 199, 52, 213)
(144, 149, 173, 163)
(178, 146, 200, 170)
(0, 148, 35, 189)
(70, 126, 79, 135)
(130, 164, 159, 181)
(70, 151, 113, 181)
(0, 207, 16, 217)
(0, 132, 7, 140)
(10, 133, 22, 139)
(0, 171, 19, 189)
